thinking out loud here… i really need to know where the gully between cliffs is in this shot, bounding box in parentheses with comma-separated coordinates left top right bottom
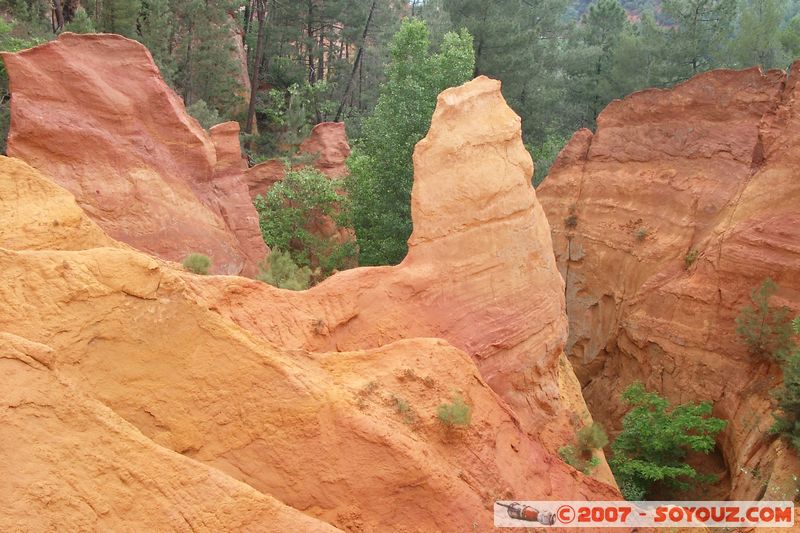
(538, 62, 800, 500)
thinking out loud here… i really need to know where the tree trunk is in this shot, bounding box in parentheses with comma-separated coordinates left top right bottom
(245, 0, 268, 136)
(315, 25, 324, 122)
(317, 25, 324, 82)
(334, 0, 376, 122)
(307, 0, 315, 83)
(52, 0, 65, 33)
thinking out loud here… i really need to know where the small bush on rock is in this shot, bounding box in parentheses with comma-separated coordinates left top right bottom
(182, 253, 211, 275)
(257, 250, 311, 290)
(736, 278, 794, 360)
(559, 422, 608, 474)
(684, 249, 699, 269)
(437, 394, 471, 428)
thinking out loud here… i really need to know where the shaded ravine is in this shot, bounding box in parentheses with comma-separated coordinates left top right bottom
(538, 62, 800, 500)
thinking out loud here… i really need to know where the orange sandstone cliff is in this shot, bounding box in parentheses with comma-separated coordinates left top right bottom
(0, 65, 619, 531)
(538, 64, 800, 499)
(2, 32, 266, 276)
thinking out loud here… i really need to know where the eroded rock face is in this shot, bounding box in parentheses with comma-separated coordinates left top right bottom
(0, 156, 117, 251)
(207, 77, 570, 428)
(2, 33, 266, 275)
(244, 122, 351, 199)
(0, 75, 619, 531)
(0, 333, 340, 533)
(299, 121, 350, 178)
(538, 64, 800, 498)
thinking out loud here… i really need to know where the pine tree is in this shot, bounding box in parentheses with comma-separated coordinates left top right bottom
(65, 7, 96, 33)
(736, 278, 794, 360)
(139, 0, 176, 84)
(171, 0, 243, 117)
(98, 0, 141, 38)
(781, 15, 800, 60)
(661, 0, 737, 76)
(583, 0, 629, 120)
(443, 0, 572, 144)
(730, 0, 788, 69)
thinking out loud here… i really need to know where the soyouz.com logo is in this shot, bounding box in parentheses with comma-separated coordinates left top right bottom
(493, 501, 795, 528)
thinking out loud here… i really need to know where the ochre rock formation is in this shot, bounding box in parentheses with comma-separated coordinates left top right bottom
(207, 77, 571, 429)
(2, 32, 266, 276)
(0, 156, 117, 252)
(0, 74, 619, 531)
(244, 122, 351, 199)
(0, 332, 340, 533)
(299, 121, 351, 178)
(538, 64, 800, 498)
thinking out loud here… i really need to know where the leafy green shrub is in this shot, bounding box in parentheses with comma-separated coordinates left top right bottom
(437, 394, 472, 428)
(610, 382, 726, 500)
(619, 479, 647, 501)
(559, 422, 608, 474)
(182, 253, 211, 275)
(346, 19, 474, 266)
(254, 168, 356, 281)
(256, 250, 311, 290)
(771, 317, 800, 452)
(736, 278, 794, 360)
(684, 249, 699, 269)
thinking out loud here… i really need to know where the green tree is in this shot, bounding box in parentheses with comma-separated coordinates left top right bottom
(186, 99, 220, 130)
(582, 0, 629, 123)
(530, 134, 569, 186)
(138, 0, 176, 85)
(661, 0, 737, 76)
(98, 0, 141, 37)
(780, 15, 800, 59)
(443, 0, 572, 146)
(730, 0, 788, 69)
(610, 382, 726, 500)
(771, 317, 800, 452)
(346, 19, 474, 266)
(254, 168, 355, 279)
(171, 0, 244, 117)
(605, 11, 678, 97)
(736, 278, 794, 360)
(65, 7, 96, 33)
(250, 0, 406, 130)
